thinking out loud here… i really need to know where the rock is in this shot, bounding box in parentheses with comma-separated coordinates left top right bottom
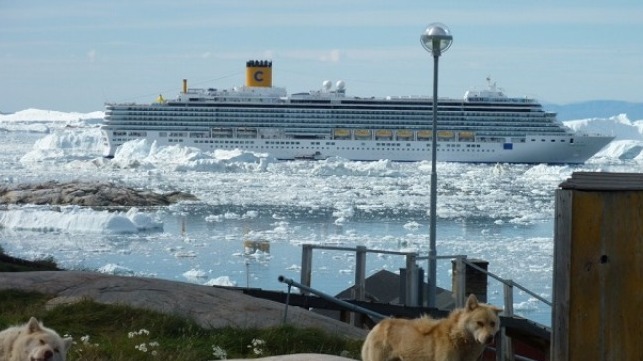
(0, 271, 367, 340)
(227, 354, 357, 361)
(0, 181, 197, 206)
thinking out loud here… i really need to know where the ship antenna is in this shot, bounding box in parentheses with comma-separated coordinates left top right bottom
(486, 76, 496, 91)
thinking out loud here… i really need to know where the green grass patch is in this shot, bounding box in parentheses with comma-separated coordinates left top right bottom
(0, 290, 362, 360)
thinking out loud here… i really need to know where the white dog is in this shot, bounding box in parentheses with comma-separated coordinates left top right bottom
(0, 317, 72, 361)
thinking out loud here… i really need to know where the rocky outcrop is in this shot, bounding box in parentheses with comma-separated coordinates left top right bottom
(0, 271, 367, 340)
(0, 181, 197, 207)
(227, 355, 356, 361)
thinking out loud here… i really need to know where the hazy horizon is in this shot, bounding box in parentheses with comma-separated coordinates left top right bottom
(2, 0, 642, 112)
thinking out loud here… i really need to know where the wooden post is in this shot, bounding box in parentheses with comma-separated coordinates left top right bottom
(452, 258, 488, 303)
(453, 256, 467, 308)
(300, 244, 313, 293)
(353, 245, 367, 327)
(552, 172, 643, 361)
(405, 253, 418, 307)
(355, 245, 366, 301)
(499, 281, 514, 361)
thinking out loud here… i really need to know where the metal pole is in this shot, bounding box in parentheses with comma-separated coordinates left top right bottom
(428, 51, 439, 308)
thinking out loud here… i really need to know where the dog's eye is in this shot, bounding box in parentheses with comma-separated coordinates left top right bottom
(477, 321, 484, 327)
(39, 339, 46, 345)
(490, 321, 496, 327)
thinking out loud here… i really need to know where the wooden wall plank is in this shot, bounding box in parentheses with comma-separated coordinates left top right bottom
(553, 173, 643, 361)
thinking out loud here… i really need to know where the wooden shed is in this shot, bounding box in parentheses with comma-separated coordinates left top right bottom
(552, 172, 642, 361)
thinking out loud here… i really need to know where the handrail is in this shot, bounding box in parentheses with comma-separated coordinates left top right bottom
(294, 244, 551, 361)
(462, 259, 552, 307)
(306, 244, 417, 256)
(298, 243, 552, 307)
(278, 275, 386, 321)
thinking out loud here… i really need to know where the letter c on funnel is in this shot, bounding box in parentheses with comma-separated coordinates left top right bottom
(254, 71, 264, 82)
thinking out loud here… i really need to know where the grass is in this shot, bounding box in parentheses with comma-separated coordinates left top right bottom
(0, 248, 364, 360)
(0, 290, 362, 360)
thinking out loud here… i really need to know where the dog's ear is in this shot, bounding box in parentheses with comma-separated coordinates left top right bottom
(26, 317, 42, 333)
(465, 294, 479, 311)
(63, 337, 73, 351)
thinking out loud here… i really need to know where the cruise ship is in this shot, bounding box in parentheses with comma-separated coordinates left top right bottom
(101, 60, 613, 163)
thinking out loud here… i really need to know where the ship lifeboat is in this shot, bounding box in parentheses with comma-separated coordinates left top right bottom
(458, 131, 475, 141)
(333, 128, 351, 139)
(237, 127, 258, 138)
(354, 129, 372, 139)
(437, 130, 455, 140)
(396, 130, 413, 140)
(375, 129, 393, 140)
(417, 130, 432, 140)
(212, 127, 233, 137)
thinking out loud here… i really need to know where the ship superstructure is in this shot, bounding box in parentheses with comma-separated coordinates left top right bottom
(101, 61, 612, 163)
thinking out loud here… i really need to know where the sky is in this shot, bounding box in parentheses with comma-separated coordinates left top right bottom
(1, 0, 642, 113)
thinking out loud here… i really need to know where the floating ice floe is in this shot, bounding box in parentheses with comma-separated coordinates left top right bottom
(183, 268, 208, 280)
(0, 206, 162, 234)
(97, 263, 135, 276)
(204, 276, 237, 287)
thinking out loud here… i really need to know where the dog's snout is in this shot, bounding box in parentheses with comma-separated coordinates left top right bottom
(485, 335, 495, 344)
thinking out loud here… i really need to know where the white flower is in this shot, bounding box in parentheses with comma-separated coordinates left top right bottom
(129, 329, 151, 338)
(248, 338, 265, 355)
(211, 345, 227, 360)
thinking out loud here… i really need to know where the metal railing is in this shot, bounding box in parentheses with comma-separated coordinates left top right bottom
(295, 243, 551, 361)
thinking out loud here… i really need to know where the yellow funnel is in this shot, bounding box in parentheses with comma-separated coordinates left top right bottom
(246, 60, 272, 87)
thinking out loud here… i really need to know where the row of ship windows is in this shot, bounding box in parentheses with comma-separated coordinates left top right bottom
(201, 144, 493, 152)
(112, 107, 539, 116)
(111, 137, 526, 149)
(531, 138, 572, 143)
(113, 137, 491, 151)
(112, 122, 564, 135)
(110, 137, 486, 149)
(111, 113, 546, 123)
(115, 128, 567, 142)
(168, 139, 483, 149)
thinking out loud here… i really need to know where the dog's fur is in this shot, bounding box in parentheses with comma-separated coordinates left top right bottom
(0, 317, 72, 361)
(361, 294, 502, 361)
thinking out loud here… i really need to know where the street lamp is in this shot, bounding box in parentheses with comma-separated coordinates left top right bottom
(420, 23, 452, 308)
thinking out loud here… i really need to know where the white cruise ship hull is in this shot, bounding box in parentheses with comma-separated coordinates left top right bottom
(101, 129, 612, 164)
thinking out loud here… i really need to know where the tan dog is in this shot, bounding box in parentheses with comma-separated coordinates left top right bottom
(0, 317, 72, 361)
(361, 294, 502, 361)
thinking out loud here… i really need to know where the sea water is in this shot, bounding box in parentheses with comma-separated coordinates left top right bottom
(1, 116, 642, 327)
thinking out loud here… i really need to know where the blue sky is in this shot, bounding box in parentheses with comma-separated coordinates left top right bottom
(1, 0, 642, 112)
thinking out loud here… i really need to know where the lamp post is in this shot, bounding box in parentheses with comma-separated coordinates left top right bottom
(420, 23, 452, 308)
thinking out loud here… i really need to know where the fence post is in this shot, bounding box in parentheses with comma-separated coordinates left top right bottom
(497, 280, 514, 361)
(352, 245, 367, 327)
(453, 256, 467, 308)
(404, 253, 418, 307)
(355, 245, 366, 301)
(300, 244, 313, 293)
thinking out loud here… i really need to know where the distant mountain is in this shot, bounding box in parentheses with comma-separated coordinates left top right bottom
(546, 101, 643, 121)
